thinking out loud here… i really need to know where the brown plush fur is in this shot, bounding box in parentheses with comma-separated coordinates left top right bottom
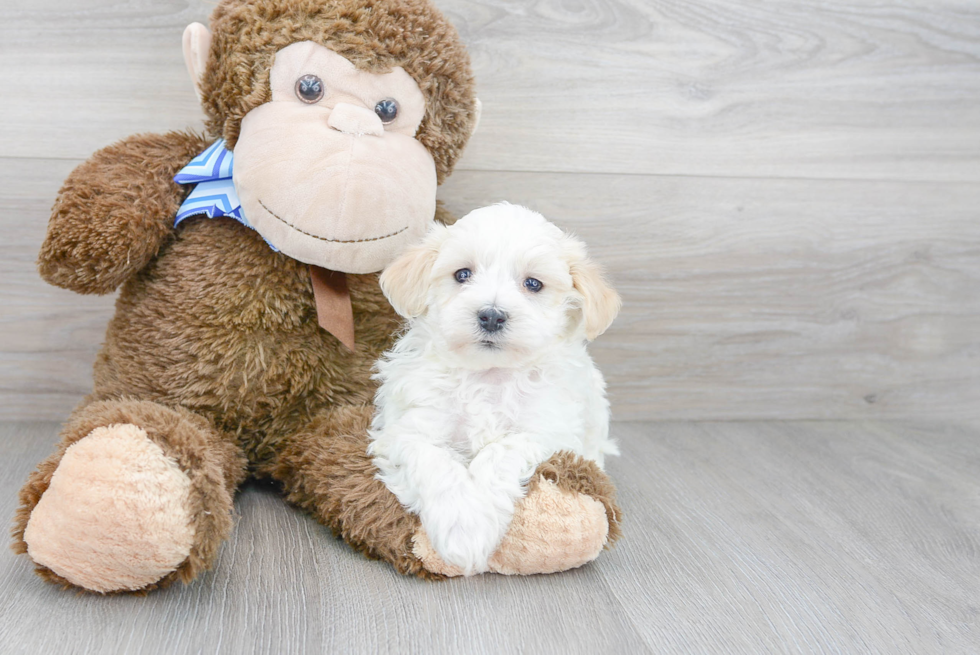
(38, 131, 211, 295)
(16, 0, 620, 593)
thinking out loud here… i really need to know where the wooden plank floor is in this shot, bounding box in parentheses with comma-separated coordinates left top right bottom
(2, 420, 977, 654)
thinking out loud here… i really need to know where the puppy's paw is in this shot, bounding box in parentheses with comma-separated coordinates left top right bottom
(419, 493, 506, 575)
(412, 529, 464, 577)
(414, 475, 612, 577)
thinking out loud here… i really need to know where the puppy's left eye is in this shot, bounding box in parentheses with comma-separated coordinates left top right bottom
(523, 277, 543, 293)
(454, 268, 472, 283)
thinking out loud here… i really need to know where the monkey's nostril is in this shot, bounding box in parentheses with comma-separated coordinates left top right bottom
(477, 307, 507, 334)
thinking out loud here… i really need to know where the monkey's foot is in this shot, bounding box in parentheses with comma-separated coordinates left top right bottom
(23, 424, 196, 593)
(413, 472, 612, 577)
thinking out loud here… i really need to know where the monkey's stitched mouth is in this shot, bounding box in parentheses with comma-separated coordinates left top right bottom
(258, 199, 408, 243)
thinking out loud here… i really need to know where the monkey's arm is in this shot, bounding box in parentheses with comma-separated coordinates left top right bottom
(38, 131, 211, 294)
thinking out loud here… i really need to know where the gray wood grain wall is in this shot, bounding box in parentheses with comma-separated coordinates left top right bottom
(2, 0, 978, 422)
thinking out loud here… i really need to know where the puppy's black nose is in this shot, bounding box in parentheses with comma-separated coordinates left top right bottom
(477, 307, 508, 333)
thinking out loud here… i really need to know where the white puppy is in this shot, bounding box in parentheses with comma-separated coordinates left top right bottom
(369, 203, 621, 574)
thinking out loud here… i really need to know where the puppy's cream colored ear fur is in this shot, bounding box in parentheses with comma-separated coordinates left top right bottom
(563, 236, 622, 340)
(380, 226, 448, 318)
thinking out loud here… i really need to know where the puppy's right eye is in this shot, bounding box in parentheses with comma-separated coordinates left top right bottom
(454, 268, 472, 283)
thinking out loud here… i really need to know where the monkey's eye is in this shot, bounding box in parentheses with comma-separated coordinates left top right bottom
(454, 268, 472, 283)
(374, 98, 399, 124)
(295, 75, 324, 103)
(524, 277, 543, 293)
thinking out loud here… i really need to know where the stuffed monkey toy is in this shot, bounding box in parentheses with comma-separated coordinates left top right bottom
(12, 0, 621, 593)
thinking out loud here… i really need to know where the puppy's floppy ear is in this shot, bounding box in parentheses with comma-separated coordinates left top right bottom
(380, 225, 448, 318)
(562, 234, 622, 340)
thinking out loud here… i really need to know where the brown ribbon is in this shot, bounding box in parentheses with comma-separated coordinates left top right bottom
(309, 265, 355, 351)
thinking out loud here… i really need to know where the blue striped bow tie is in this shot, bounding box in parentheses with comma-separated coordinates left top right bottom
(173, 139, 278, 252)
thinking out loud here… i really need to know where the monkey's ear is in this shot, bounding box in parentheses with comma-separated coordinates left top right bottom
(379, 226, 449, 318)
(563, 234, 622, 340)
(182, 22, 212, 100)
(471, 99, 483, 136)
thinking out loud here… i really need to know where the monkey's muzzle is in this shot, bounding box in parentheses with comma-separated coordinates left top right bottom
(233, 102, 438, 273)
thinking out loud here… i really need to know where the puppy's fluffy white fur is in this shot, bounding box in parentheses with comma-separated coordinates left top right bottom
(369, 203, 621, 574)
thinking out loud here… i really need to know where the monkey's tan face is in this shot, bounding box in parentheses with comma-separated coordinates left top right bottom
(232, 41, 437, 273)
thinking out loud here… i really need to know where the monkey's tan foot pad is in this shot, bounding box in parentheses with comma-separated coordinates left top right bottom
(413, 476, 609, 577)
(23, 424, 195, 593)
